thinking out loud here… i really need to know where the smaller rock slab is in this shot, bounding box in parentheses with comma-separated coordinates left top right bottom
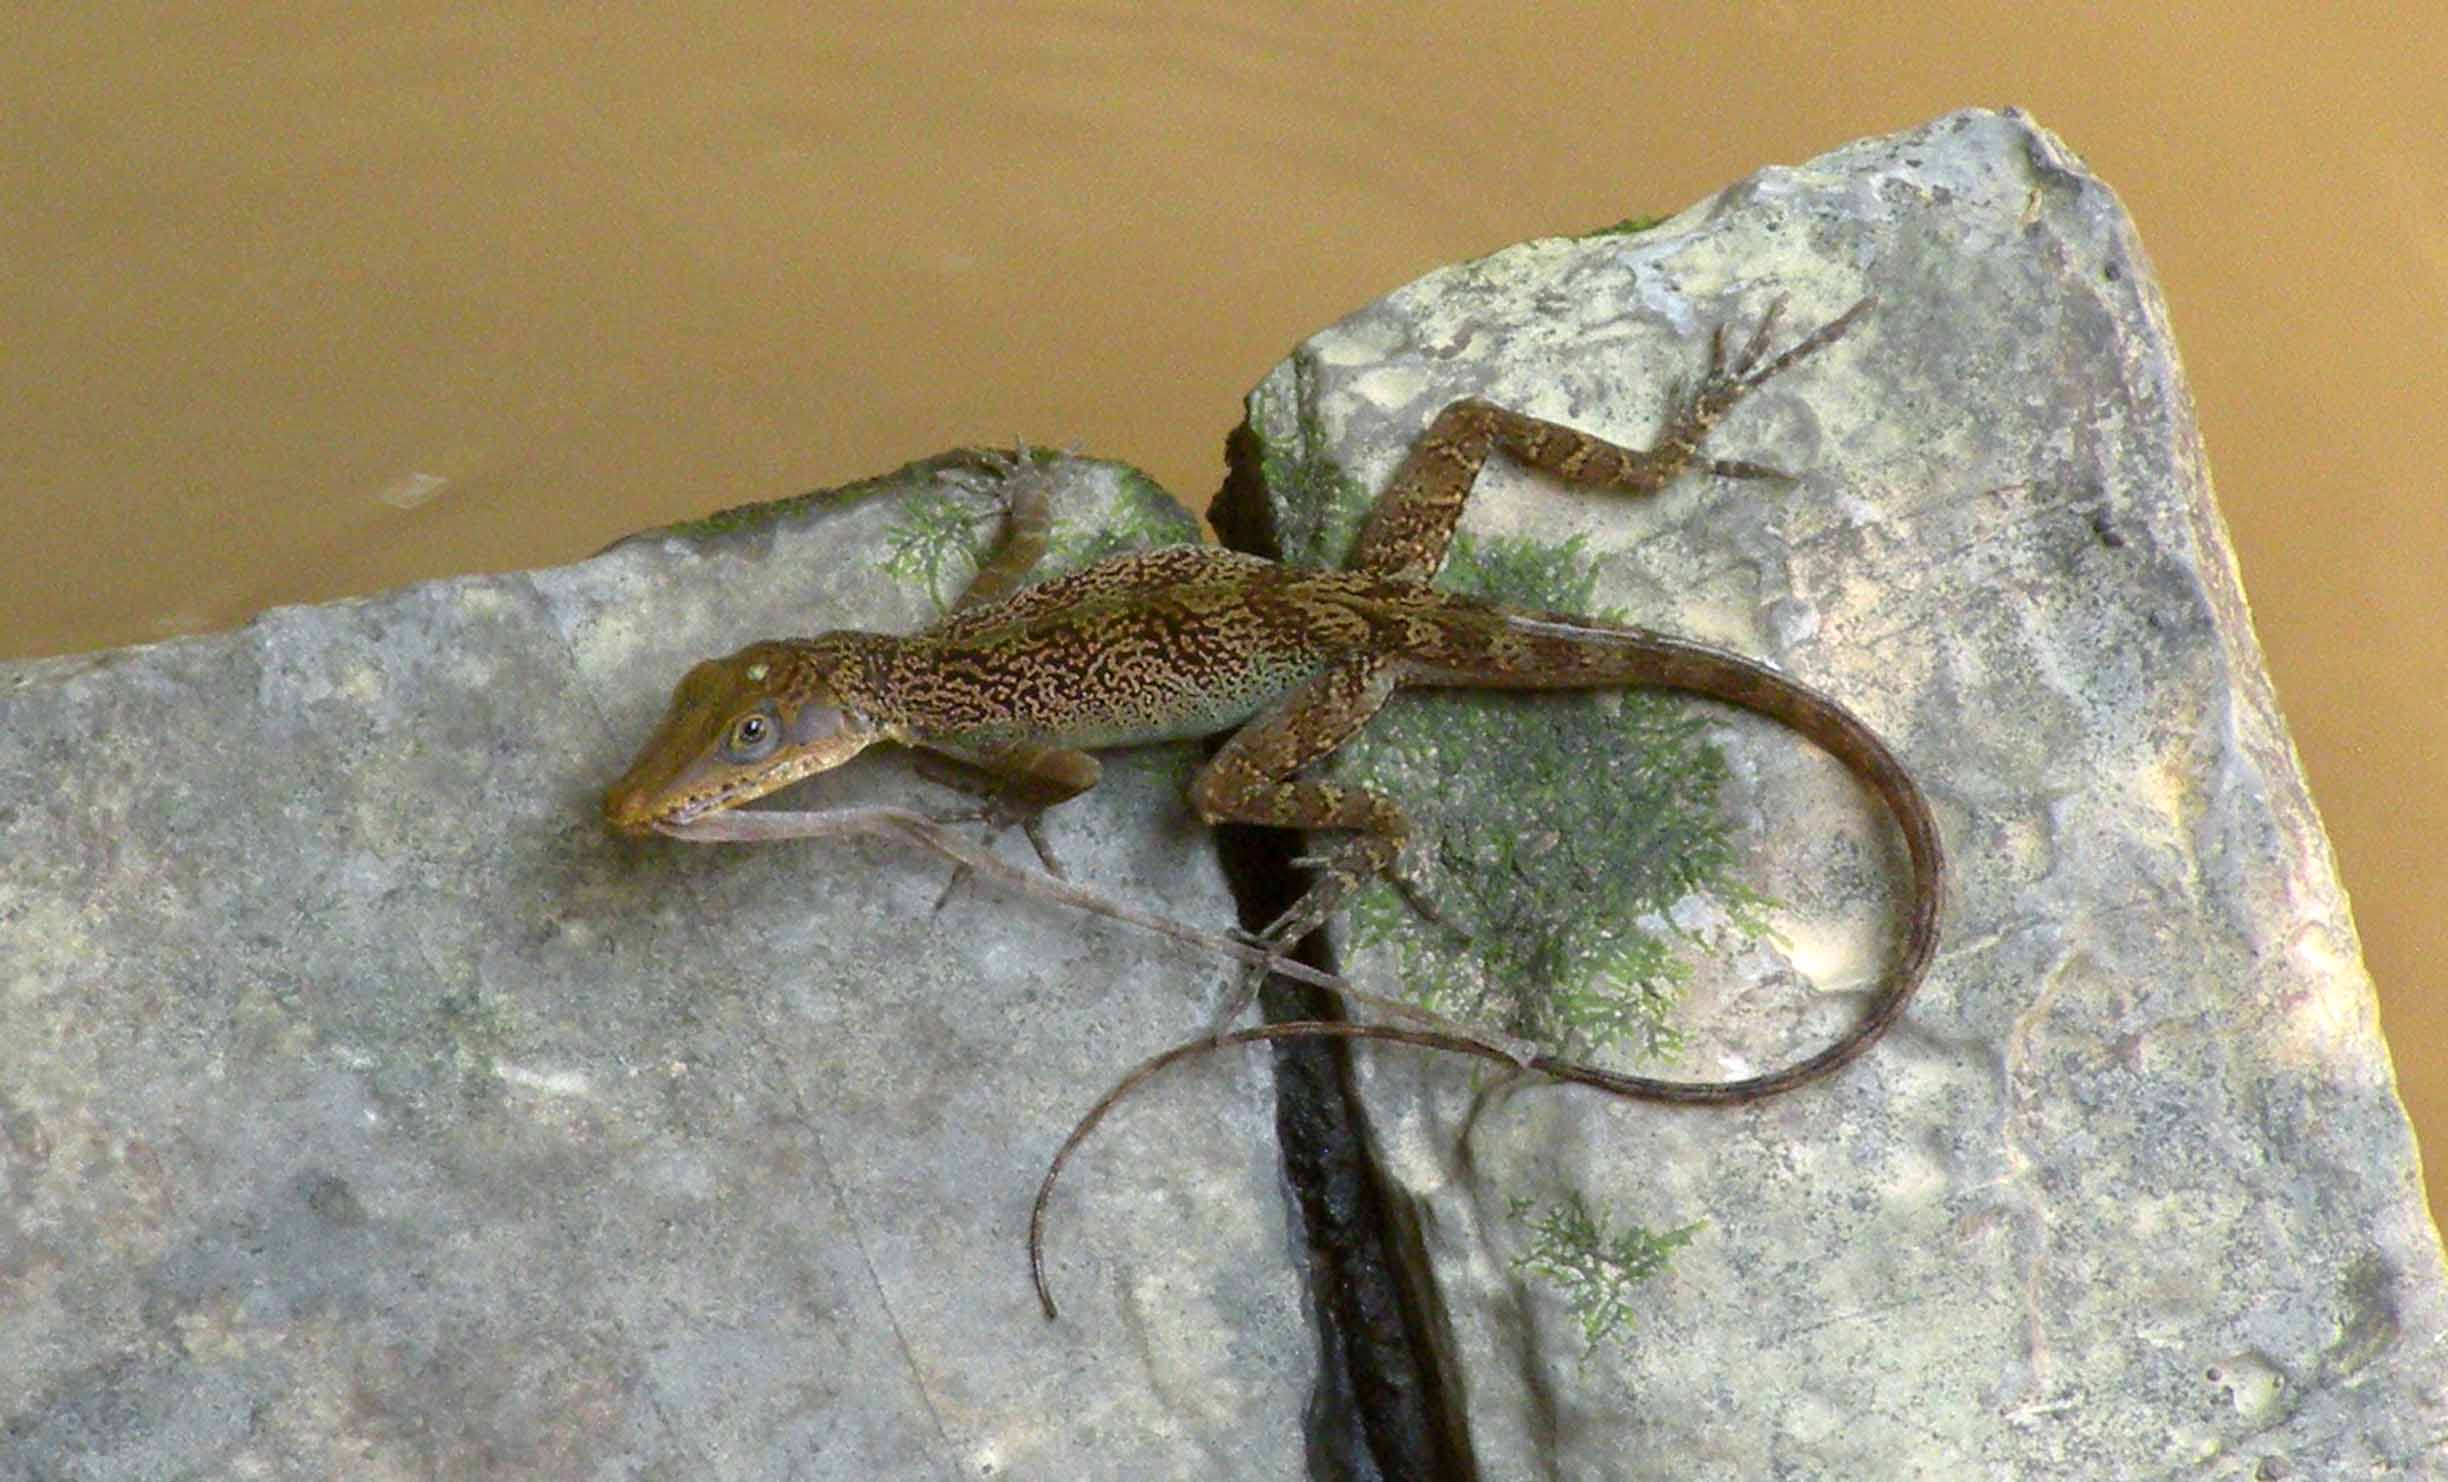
(1, 451, 1307, 1479)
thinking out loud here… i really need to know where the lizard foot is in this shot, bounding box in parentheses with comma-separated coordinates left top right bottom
(1267, 837, 1390, 950)
(1657, 294, 1873, 485)
(924, 801, 1067, 913)
(939, 435, 1033, 498)
(941, 435, 1076, 528)
(1285, 844, 1467, 943)
(1198, 834, 1417, 1034)
(1206, 939, 1277, 1040)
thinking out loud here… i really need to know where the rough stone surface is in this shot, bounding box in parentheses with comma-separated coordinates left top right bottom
(1232, 107, 2448, 1477)
(0, 452, 1308, 1479)
(11, 110, 2445, 1481)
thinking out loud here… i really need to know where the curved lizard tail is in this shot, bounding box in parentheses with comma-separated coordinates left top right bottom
(1408, 611, 1945, 1103)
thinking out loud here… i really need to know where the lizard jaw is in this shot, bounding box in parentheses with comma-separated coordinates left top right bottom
(606, 723, 883, 839)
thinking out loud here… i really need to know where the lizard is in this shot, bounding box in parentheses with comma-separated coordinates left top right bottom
(603, 292, 1942, 1153)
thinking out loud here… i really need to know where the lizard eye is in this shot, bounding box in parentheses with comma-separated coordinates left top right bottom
(725, 708, 781, 762)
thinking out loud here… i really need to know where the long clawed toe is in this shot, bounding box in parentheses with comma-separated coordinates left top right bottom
(1206, 954, 1271, 1040)
(1018, 817, 1065, 879)
(939, 436, 1052, 523)
(1709, 293, 1788, 386)
(1672, 294, 1874, 484)
(1740, 293, 1872, 390)
(1703, 456, 1800, 485)
(1703, 293, 1871, 396)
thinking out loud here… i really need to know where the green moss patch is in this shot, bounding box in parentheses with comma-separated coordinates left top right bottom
(1342, 531, 1775, 1066)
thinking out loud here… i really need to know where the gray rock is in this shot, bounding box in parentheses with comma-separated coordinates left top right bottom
(10, 108, 2443, 1481)
(1, 451, 1307, 1479)
(1231, 107, 2448, 1476)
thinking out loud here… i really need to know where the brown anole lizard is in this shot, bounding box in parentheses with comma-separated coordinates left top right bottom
(604, 297, 1944, 1311)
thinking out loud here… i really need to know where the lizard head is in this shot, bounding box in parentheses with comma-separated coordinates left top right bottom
(603, 638, 883, 837)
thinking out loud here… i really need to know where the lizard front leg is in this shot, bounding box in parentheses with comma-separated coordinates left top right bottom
(1187, 651, 1412, 1029)
(947, 443, 1058, 611)
(914, 739, 1102, 904)
(1346, 297, 1870, 582)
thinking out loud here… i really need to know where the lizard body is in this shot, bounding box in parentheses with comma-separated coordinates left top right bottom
(606, 298, 1942, 1109)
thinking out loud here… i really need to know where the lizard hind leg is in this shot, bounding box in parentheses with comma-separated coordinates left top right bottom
(1342, 296, 1873, 584)
(1189, 652, 1413, 1031)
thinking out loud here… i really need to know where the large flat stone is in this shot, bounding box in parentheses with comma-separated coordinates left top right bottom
(1, 452, 1307, 1478)
(1231, 107, 2448, 1477)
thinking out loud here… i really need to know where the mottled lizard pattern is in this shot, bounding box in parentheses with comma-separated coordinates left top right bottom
(606, 296, 1942, 1110)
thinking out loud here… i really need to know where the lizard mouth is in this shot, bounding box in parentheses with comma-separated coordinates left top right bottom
(655, 796, 720, 830)
(604, 780, 739, 838)
(647, 787, 786, 837)
(653, 811, 737, 840)
(603, 705, 885, 839)
(607, 734, 883, 839)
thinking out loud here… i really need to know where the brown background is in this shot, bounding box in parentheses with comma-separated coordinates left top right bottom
(7, 6, 2441, 1224)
